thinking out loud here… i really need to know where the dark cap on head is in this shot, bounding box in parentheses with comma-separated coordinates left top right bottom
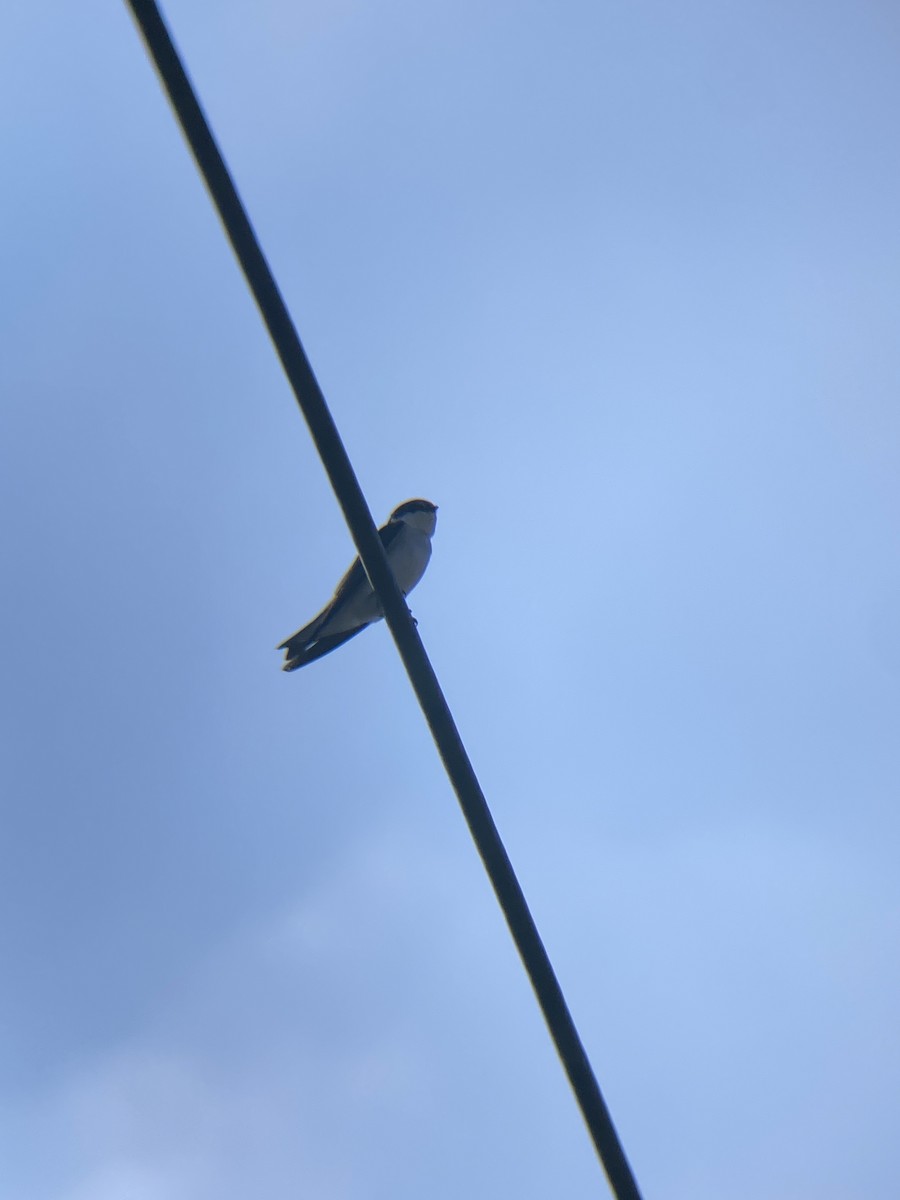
(390, 499, 438, 520)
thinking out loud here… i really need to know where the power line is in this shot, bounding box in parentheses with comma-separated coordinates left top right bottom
(124, 4, 644, 1196)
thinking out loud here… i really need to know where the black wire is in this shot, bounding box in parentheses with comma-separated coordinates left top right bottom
(124, 4, 644, 1196)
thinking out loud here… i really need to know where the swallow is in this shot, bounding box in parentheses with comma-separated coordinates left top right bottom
(278, 499, 438, 671)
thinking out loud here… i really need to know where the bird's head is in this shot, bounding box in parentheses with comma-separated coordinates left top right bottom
(390, 498, 438, 536)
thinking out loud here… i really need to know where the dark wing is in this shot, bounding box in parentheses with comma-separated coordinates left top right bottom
(327, 519, 403, 608)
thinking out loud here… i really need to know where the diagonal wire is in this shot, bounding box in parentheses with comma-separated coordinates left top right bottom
(124, 3, 644, 1196)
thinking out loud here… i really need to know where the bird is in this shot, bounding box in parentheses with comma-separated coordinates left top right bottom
(278, 499, 438, 671)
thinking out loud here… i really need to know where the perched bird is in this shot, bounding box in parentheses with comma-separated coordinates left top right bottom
(278, 499, 438, 671)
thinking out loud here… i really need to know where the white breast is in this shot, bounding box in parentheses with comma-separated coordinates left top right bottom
(389, 525, 433, 595)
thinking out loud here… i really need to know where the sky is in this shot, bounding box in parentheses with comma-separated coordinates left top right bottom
(2, 1, 899, 1197)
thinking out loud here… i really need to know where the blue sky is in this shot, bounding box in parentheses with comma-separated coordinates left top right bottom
(2, 2, 899, 1197)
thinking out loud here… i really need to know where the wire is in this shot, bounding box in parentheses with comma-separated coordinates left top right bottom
(124, 4, 644, 1196)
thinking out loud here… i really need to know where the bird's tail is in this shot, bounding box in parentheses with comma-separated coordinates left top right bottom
(280, 624, 368, 671)
(276, 613, 327, 663)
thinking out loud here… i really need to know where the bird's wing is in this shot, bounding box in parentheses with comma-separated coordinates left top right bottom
(327, 519, 404, 608)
